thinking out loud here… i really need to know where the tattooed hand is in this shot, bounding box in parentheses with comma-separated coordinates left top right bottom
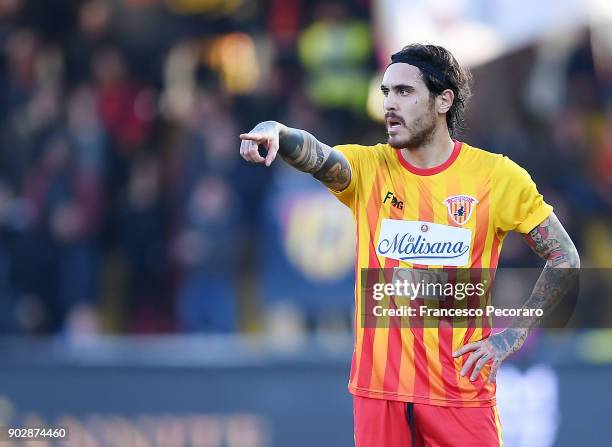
(239, 121, 282, 166)
(240, 121, 352, 191)
(452, 328, 528, 383)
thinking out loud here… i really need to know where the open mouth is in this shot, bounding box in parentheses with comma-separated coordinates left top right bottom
(386, 118, 403, 131)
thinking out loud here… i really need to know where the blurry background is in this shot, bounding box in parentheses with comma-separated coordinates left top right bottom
(0, 0, 611, 446)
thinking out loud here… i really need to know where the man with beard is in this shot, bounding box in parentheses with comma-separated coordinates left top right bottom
(239, 44, 579, 446)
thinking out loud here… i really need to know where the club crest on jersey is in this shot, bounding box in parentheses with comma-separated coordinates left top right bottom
(443, 195, 478, 226)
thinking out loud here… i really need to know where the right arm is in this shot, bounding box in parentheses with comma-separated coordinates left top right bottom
(239, 121, 351, 192)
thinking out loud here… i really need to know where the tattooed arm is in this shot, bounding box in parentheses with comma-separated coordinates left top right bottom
(239, 121, 351, 191)
(453, 213, 580, 383)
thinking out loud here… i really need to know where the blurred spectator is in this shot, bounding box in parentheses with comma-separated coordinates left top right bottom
(92, 46, 154, 157)
(65, 0, 114, 84)
(14, 132, 99, 330)
(118, 156, 170, 332)
(174, 176, 243, 333)
(298, 1, 373, 113)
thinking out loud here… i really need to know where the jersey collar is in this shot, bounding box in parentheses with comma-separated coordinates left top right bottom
(396, 140, 462, 176)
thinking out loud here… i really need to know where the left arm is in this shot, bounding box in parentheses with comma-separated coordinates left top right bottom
(453, 212, 580, 383)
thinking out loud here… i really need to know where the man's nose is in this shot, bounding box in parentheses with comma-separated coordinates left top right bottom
(383, 95, 397, 112)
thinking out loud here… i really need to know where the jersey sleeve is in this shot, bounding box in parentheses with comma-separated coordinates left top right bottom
(326, 144, 373, 210)
(492, 155, 553, 234)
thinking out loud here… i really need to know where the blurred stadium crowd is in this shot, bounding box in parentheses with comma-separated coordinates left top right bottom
(0, 0, 610, 336)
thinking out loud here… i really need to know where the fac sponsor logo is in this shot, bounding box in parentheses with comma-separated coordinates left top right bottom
(383, 191, 403, 209)
(443, 195, 478, 225)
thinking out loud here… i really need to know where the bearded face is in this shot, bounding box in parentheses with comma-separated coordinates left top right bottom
(381, 63, 439, 149)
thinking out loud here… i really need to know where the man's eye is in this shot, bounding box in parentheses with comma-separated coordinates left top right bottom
(381, 90, 388, 96)
(399, 88, 409, 95)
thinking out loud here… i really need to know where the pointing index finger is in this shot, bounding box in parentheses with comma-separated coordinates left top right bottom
(240, 133, 267, 142)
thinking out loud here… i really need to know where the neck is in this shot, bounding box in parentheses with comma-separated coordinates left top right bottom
(399, 127, 454, 169)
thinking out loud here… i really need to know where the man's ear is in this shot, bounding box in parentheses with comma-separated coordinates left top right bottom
(437, 89, 455, 114)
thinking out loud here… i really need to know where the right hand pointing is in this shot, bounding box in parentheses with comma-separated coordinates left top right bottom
(239, 121, 281, 167)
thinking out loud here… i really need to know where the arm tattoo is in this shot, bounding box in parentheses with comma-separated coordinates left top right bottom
(524, 216, 570, 267)
(457, 215, 579, 381)
(515, 213, 580, 330)
(313, 150, 351, 191)
(278, 127, 351, 191)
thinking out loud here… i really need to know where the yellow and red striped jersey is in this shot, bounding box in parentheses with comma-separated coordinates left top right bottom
(329, 140, 552, 407)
